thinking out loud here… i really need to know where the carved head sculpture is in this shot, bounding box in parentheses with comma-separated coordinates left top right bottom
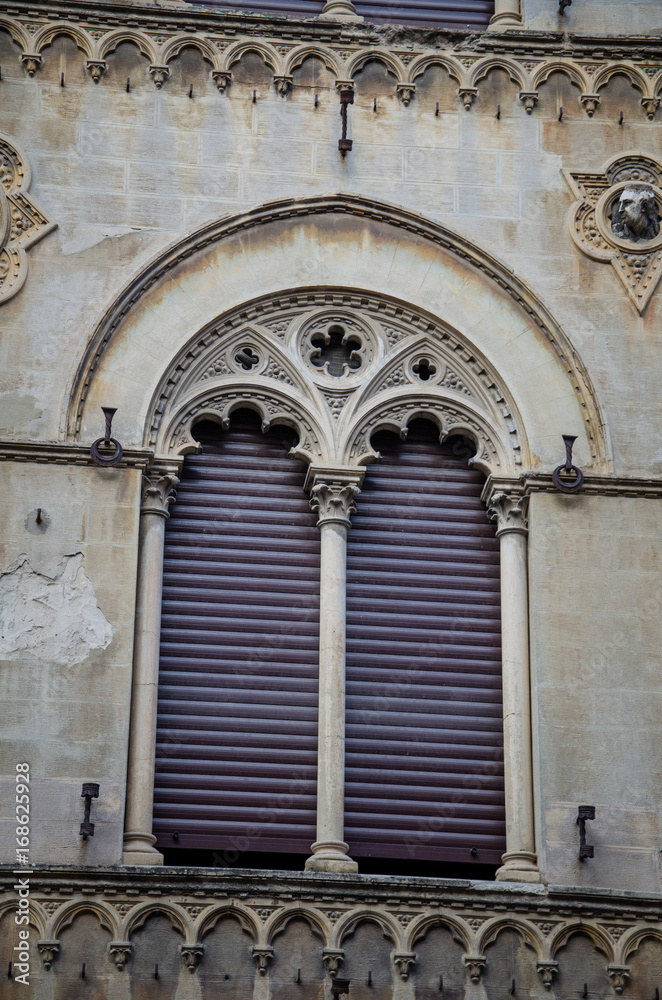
(611, 184, 660, 242)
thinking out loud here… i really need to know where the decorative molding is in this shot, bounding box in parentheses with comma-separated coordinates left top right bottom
(564, 152, 662, 314)
(108, 941, 132, 970)
(482, 473, 662, 504)
(322, 948, 345, 974)
(487, 492, 529, 536)
(0, 440, 152, 468)
(180, 943, 204, 972)
(252, 945, 274, 974)
(536, 960, 559, 989)
(140, 466, 180, 518)
(0, 132, 56, 306)
(463, 954, 486, 983)
(37, 940, 59, 970)
(305, 466, 364, 527)
(393, 952, 416, 980)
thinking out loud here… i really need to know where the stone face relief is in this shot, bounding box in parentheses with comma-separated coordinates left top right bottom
(611, 185, 660, 242)
(0, 553, 113, 664)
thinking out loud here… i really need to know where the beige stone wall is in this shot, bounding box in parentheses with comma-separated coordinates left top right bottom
(522, 0, 662, 34)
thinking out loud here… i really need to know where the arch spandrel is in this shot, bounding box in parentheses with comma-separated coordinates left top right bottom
(70, 196, 609, 474)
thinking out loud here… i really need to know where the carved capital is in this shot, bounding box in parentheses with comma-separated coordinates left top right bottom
(149, 65, 170, 89)
(274, 74, 293, 96)
(537, 961, 559, 990)
(212, 70, 232, 92)
(180, 943, 204, 972)
(322, 949, 345, 975)
(641, 97, 660, 121)
(458, 87, 478, 110)
(252, 946, 274, 974)
(141, 465, 180, 518)
(21, 53, 41, 77)
(581, 93, 601, 117)
(37, 940, 59, 970)
(396, 83, 416, 105)
(86, 59, 107, 83)
(519, 91, 538, 114)
(109, 942, 132, 970)
(305, 465, 364, 527)
(487, 492, 528, 536)
(608, 966, 631, 994)
(394, 952, 416, 980)
(463, 955, 486, 983)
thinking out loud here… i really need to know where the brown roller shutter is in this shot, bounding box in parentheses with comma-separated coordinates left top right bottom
(153, 411, 320, 856)
(345, 421, 505, 866)
(192, 0, 494, 30)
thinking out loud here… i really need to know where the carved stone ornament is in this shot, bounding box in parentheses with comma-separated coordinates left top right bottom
(108, 941, 132, 970)
(487, 492, 528, 535)
(564, 152, 662, 313)
(141, 467, 180, 518)
(252, 945, 274, 974)
(463, 954, 486, 983)
(37, 940, 60, 970)
(536, 960, 559, 990)
(180, 943, 204, 972)
(0, 133, 56, 305)
(309, 481, 360, 527)
(608, 965, 631, 994)
(322, 948, 345, 975)
(393, 952, 417, 980)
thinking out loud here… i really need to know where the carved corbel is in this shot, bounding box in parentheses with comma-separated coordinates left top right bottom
(519, 91, 539, 114)
(180, 943, 204, 973)
(396, 83, 416, 105)
(322, 948, 345, 975)
(641, 97, 660, 121)
(21, 53, 41, 77)
(394, 952, 416, 980)
(141, 466, 180, 518)
(458, 87, 478, 110)
(463, 955, 486, 983)
(37, 940, 59, 970)
(252, 946, 274, 975)
(581, 93, 600, 117)
(487, 492, 528, 536)
(149, 65, 170, 89)
(86, 59, 107, 83)
(108, 942, 132, 970)
(608, 966, 631, 994)
(212, 70, 232, 92)
(536, 961, 559, 990)
(274, 75, 293, 96)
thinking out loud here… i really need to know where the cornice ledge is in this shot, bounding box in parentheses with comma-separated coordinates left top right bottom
(0, 439, 153, 469)
(482, 472, 662, 505)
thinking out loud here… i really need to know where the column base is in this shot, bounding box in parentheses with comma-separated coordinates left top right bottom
(122, 831, 164, 866)
(495, 850, 543, 883)
(305, 841, 358, 874)
(488, 12, 523, 28)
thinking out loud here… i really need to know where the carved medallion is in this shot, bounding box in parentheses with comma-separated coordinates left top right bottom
(564, 152, 662, 313)
(0, 133, 56, 305)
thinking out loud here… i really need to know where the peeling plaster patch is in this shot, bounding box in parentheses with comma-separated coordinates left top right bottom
(0, 393, 43, 433)
(59, 225, 155, 255)
(0, 554, 113, 665)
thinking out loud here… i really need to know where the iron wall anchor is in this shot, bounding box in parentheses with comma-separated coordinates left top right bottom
(332, 979, 351, 1000)
(80, 782, 99, 840)
(552, 434, 584, 493)
(338, 87, 354, 156)
(90, 407, 123, 467)
(577, 804, 595, 859)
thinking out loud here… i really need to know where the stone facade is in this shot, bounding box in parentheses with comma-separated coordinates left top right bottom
(1, 0, 662, 991)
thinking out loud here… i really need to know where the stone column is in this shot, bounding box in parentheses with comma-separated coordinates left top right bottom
(304, 466, 364, 873)
(488, 0, 522, 28)
(319, 0, 363, 20)
(487, 493, 541, 882)
(122, 464, 180, 865)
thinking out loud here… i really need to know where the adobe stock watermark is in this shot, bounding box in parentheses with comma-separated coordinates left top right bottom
(13, 762, 31, 986)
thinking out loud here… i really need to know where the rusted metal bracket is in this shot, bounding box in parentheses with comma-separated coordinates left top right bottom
(80, 782, 99, 840)
(559, 0, 572, 12)
(338, 87, 354, 156)
(332, 979, 351, 1000)
(90, 406, 123, 467)
(577, 804, 595, 859)
(552, 434, 584, 493)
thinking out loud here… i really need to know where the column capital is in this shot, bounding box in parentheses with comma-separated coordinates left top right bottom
(487, 492, 528, 536)
(305, 465, 365, 527)
(141, 462, 181, 518)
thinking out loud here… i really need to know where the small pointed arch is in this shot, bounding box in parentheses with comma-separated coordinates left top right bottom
(0, 896, 46, 938)
(336, 910, 401, 950)
(285, 44, 341, 79)
(478, 917, 544, 959)
(470, 56, 528, 91)
(0, 17, 31, 54)
(225, 40, 280, 74)
(124, 901, 188, 941)
(654, 69, 662, 98)
(98, 28, 157, 63)
(533, 60, 589, 93)
(550, 920, 615, 963)
(347, 49, 405, 84)
(198, 902, 260, 943)
(407, 912, 472, 954)
(33, 22, 94, 58)
(620, 927, 662, 967)
(409, 54, 463, 87)
(52, 900, 118, 940)
(162, 34, 218, 70)
(266, 904, 331, 947)
(593, 63, 648, 95)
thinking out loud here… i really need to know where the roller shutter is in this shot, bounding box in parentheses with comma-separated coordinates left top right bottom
(153, 412, 320, 856)
(192, 0, 494, 30)
(345, 421, 505, 866)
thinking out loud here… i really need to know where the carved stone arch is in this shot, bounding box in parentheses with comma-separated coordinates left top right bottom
(0, 16, 31, 54)
(343, 393, 511, 476)
(407, 913, 473, 954)
(225, 39, 280, 74)
(162, 34, 218, 69)
(98, 28, 157, 63)
(336, 910, 401, 950)
(470, 56, 529, 90)
(593, 63, 648, 95)
(266, 904, 332, 947)
(619, 927, 662, 967)
(550, 921, 615, 963)
(198, 903, 260, 944)
(533, 60, 589, 93)
(52, 900, 119, 941)
(478, 917, 544, 959)
(0, 895, 46, 938)
(33, 21, 94, 58)
(347, 48, 405, 83)
(124, 902, 188, 941)
(409, 54, 463, 86)
(285, 44, 341, 78)
(655, 70, 662, 98)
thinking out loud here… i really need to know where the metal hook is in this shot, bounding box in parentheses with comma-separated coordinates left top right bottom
(252, 89, 256, 103)
(36, 508, 42, 525)
(126, 77, 130, 92)
(154, 964, 159, 979)
(0, 67, 3, 81)
(552, 434, 584, 493)
(577, 805, 595, 859)
(81, 963, 86, 979)
(314, 93, 318, 107)
(7, 962, 12, 980)
(583, 984, 588, 998)
(368, 971, 372, 986)
(558, 106, 564, 121)
(511, 979, 516, 995)
(189, 83, 193, 98)
(559, 0, 572, 11)
(373, 97, 377, 112)
(496, 104, 501, 120)
(60, 71, 65, 87)
(435, 101, 439, 116)
(90, 407, 123, 467)
(619, 111, 624, 125)
(439, 974, 443, 991)
(297, 969, 301, 983)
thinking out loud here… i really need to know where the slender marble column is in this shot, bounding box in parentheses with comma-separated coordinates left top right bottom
(304, 466, 364, 873)
(122, 464, 180, 866)
(488, 492, 542, 882)
(488, 0, 523, 28)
